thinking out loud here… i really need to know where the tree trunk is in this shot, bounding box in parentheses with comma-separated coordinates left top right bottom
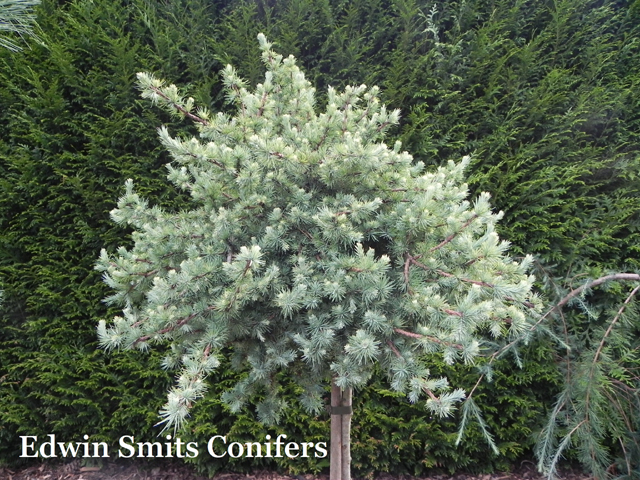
(330, 380, 352, 480)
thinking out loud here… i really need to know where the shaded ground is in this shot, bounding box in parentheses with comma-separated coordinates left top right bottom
(0, 461, 592, 480)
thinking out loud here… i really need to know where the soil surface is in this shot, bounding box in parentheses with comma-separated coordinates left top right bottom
(0, 461, 592, 480)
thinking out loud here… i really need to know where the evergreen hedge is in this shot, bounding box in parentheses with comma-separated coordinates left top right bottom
(0, 0, 224, 463)
(1, 0, 637, 476)
(212, 0, 640, 271)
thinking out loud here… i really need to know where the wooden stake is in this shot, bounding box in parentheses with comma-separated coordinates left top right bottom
(330, 380, 353, 480)
(341, 386, 352, 480)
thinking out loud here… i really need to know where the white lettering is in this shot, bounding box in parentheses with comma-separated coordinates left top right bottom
(186, 442, 199, 458)
(92, 441, 109, 458)
(274, 434, 286, 458)
(118, 435, 135, 458)
(137, 441, 163, 457)
(244, 441, 262, 458)
(314, 442, 327, 458)
(284, 442, 299, 458)
(39, 434, 56, 458)
(57, 441, 81, 458)
(264, 434, 272, 457)
(207, 435, 226, 458)
(20, 436, 38, 458)
(164, 435, 173, 458)
(300, 441, 313, 458)
(228, 442, 244, 458)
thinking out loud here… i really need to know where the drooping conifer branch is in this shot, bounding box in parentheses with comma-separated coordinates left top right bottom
(466, 274, 640, 400)
(553, 273, 640, 312)
(592, 284, 640, 366)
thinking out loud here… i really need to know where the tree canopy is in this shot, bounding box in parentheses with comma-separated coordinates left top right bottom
(98, 35, 541, 436)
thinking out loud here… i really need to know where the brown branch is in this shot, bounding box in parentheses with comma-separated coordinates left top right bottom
(297, 228, 313, 241)
(376, 121, 390, 133)
(506, 296, 535, 308)
(394, 327, 422, 339)
(134, 306, 215, 345)
(424, 389, 438, 401)
(243, 260, 253, 276)
(314, 128, 329, 151)
(467, 274, 640, 400)
(403, 254, 411, 287)
(394, 328, 463, 350)
(553, 273, 640, 313)
(386, 340, 402, 359)
(133, 269, 158, 277)
(207, 158, 226, 169)
(428, 214, 478, 253)
(592, 284, 640, 367)
(257, 91, 268, 117)
(408, 255, 494, 288)
(356, 108, 370, 124)
(435, 268, 494, 287)
(150, 86, 209, 126)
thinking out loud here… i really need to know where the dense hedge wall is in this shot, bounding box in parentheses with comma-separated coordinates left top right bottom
(179, 344, 558, 477)
(1, 0, 638, 476)
(0, 0, 225, 464)
(211, 0, 640, 271)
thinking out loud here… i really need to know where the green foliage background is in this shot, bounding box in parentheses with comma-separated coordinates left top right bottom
(0, 0, 638, 476)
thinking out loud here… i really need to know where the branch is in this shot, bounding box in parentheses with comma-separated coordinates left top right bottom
(297, 227, 313, 241)
(150, 86, 209, 126)
(257, 91, 268, 117)
(403, 254, 411, 287)
(386, 340, 402, 358)
(553, 273, 640, 312)
(394, 328, 463, 349)
(133, 306, 215, 345)
(407, 254, 495, 288)
(221, 192, 235, 200)
(467, 274, 640, 400)
(506, 296, 536, 309)
(592, 284, 640, 367)
(428, 214, 478, 253)
(424, 388, 438, 401)
(505, 273, 640, 352)
(435, 268, 494, 287)
(133, 269, 158, 277)
(394, 327, 422, 339)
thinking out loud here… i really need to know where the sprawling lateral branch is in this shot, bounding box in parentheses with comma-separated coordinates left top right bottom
(97, 34, 541, 431)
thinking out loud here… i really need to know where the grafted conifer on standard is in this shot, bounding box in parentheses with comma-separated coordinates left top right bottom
(97, 34, 541, 479)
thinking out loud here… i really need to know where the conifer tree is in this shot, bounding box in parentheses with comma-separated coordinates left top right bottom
(97, 35, 541, 479)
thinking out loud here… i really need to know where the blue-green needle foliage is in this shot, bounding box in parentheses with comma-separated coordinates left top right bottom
(0, 0, 41, 52)
(97, 35, 541, 433)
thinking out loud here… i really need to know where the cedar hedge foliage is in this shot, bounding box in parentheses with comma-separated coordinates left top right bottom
(0, 0, 638, 475)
